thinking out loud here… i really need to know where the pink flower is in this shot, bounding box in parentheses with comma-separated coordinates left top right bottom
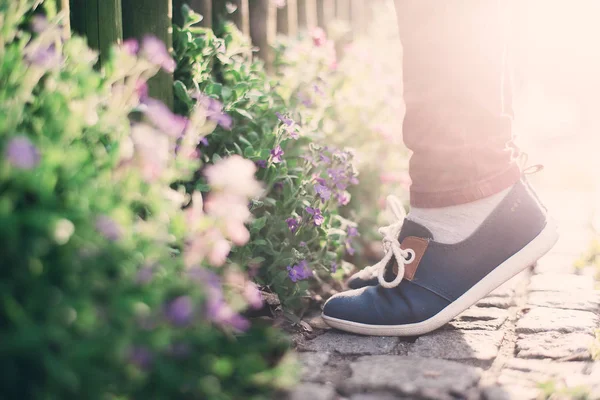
(141, 36, 176, 73)
(142, 98, 187, 137)
(130, 124, 170, 182)
(244, 282, 263, 309)
(185, 228, 232, 268)
(312, 27, 327, 47)
(204, 155, 262, 198)
(122, 38, 139, 55)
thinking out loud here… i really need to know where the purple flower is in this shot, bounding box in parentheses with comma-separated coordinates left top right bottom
(297, 92, 313, 107)
(165, 295, 194, 326)
(335, 191, 351, 206)
(255, 159, 267, 168)
(200, 137, 209, 146)
(271, 146, 284, 163)
(168, 343, 191, 359)
(142, 98, 188, 137)
(196, 94, 233, 130)
(299, 241, 307, 247)
(314, 176, 327, 185)
(345, 239, 355, 256)
(128, 346, 153, 370)
(306, 207, 324, 226)
(5, 137, 40, 169)
(319, 153, 331, 164)
(122, 38, 139, 55)
(330, 261, 338, 273)
(347, 226, 359, 237)
(25, 43, 61, 69)
(286, 260, 313, 282)
(206, 298, 250, 331)
(31, 15, 48, 33)
(314, 183, 331, 202)
(286, 217, 300, 233)
(135, 266, 154, 285)
(313, 83, 325, 96)
(276, 112, 298, 139)
(141, 36, 176, 72)
(95, 215, 122, 241)
(244, 282, 264, 309)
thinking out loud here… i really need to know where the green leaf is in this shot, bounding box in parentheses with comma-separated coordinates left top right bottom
(173, 81, 192, 107)
(233, 109, 254, 120)
(250, 216, 267, 233)
(243, 146, 254, 158)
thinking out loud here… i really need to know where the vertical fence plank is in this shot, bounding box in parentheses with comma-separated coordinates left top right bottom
(350, 0, 365, 35)
(186, 0, 212, 27)
(277, 0, 298, 36)
(335, 0, 350, 21)
(122, 0, 173, 109)
(70, 0, 122, 65)
(298, 0, 317, 30)
(249, 0, 277, 69)
(214, 0, 250, 36)
(317, 0, 335, 30)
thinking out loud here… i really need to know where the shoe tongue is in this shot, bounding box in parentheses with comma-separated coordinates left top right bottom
(398, 219, 434, 242)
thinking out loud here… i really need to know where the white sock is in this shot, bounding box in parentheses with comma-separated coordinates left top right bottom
(407, 186, 513, 244)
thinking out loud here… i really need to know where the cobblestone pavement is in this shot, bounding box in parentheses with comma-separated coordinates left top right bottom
(287, 192, 600, 399)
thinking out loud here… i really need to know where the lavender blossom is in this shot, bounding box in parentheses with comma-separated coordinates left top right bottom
(286, 217, 300, 233)
(95, 215, 122, 241)
(165, 295, 194, 326)
(25, 43, 61, 69)
(314, 183, 331, 202)
(128, 346, 153, 370)
(286, 260, 313, 282)
(5, 136, 40, 169)
(196, 94, 233, 129)
(330, 261, 338, 273)
(255, 159, 267, 168)
(306, 207, 324, 226)
(270, 146, 284, 164)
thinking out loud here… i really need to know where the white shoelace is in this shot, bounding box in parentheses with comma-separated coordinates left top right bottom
(360, 195, 415, 289)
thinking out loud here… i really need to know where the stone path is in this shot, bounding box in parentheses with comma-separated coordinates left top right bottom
(287, 192, 600, 399)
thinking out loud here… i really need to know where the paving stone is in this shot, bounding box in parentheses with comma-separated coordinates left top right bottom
(476, 295, 515, 309)
(350, 394, 405, 400)
(527, 290, 600, 312)
(299, 331, 399, 355)
(516, 331, 595, 359)
(407, 329, 505, 362)
(298, 352, 330, 382)
(341, 356, 481, 398)
(528, 273, 595, 292)
(497, 359, 599, 400)
(287, 383, 336, 400)
(516, 307, 599, 334)
(447, 307, 509, 331)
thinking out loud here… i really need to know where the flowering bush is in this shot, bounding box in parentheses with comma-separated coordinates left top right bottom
(273, 6, 412, 264)
(0, 2, 294, 398)
(172, 6, 360, 310)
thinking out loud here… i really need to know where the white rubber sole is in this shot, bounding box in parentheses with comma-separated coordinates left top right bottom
(322, 219, 559, 337)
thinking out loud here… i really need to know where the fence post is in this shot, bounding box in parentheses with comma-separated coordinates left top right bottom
(350, 0, 365, 35)
(249, 0, 276, 70)
(214, 0, 250, 36)
(121, 0, 173, 109)
(70, 0, 123, 66)
(335, 0, 350, 21)
(298, 0, 317, 30)
(317, 0, 335, 30)
(277, 0, 298, 36)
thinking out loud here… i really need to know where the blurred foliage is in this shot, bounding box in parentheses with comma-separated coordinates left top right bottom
(0, 1, 294, 399)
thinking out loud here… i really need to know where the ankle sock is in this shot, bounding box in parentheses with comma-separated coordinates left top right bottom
(407, 186, 513, 244)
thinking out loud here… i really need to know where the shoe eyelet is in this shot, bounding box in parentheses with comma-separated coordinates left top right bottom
(403, 248, 416, 264)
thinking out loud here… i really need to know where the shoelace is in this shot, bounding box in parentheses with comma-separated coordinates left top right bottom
(361, 195, 415, 289)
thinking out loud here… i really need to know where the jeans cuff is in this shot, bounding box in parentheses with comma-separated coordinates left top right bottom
(409, 164, 521, 208)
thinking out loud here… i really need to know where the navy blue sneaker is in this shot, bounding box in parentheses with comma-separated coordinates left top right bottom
(323, 180, 558, 336)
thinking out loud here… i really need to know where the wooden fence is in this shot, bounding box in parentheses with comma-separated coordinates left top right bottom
(61, 0, 383, 107)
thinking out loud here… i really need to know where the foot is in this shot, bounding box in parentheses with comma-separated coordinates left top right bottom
(323, 179, 558, 336)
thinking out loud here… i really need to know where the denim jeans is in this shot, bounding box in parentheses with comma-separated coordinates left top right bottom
(395, 0, 521, 207)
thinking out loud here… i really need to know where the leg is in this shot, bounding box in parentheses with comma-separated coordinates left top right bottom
(397, 0, 520, 208)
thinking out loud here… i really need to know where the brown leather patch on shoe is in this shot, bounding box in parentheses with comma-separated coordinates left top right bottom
(393, 236, 429, 281)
